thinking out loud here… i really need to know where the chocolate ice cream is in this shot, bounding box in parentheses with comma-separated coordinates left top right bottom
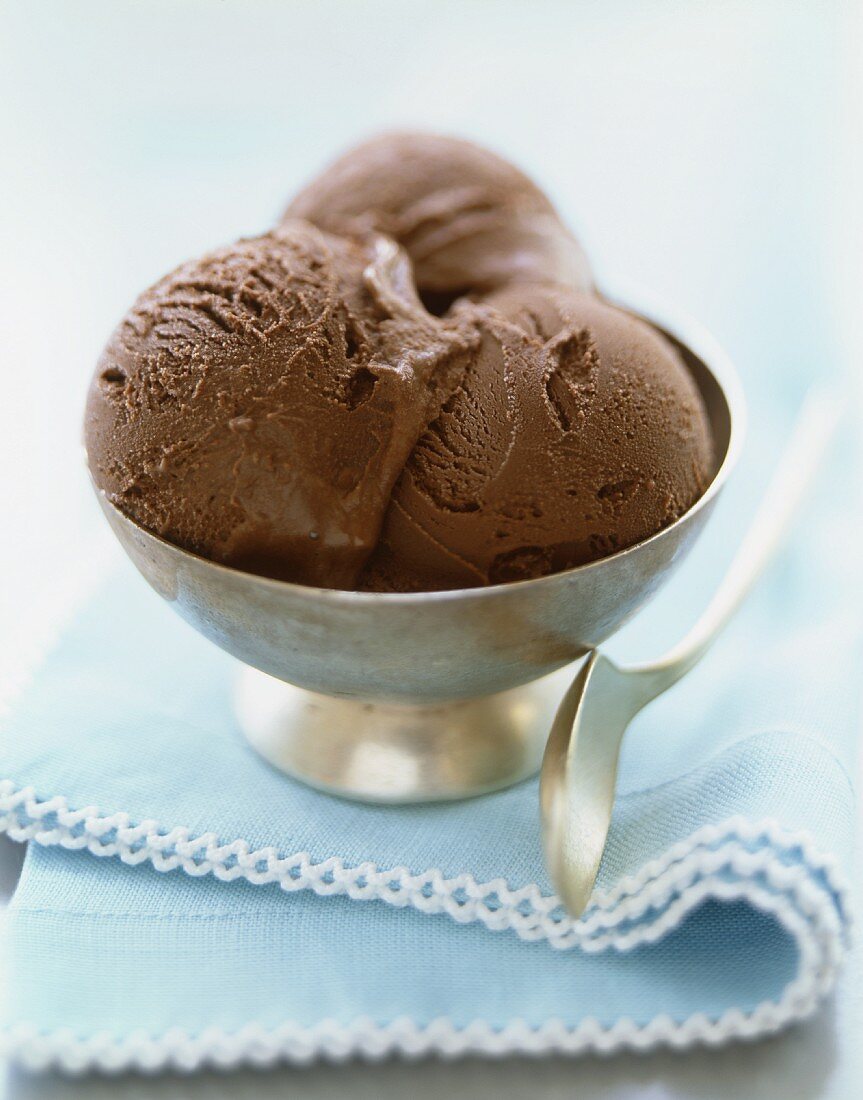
(86, 131, 714, 592)
(360, 287, 713, 591)
(85, 221, 476, 588)
(286, 132, 592, 313)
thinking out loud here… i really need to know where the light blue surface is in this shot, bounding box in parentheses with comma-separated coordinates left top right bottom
(7, 849, 799, 1037)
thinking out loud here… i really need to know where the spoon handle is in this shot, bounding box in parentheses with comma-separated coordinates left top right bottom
(541, 387, 841, 917)
(629, 387, 842, 704)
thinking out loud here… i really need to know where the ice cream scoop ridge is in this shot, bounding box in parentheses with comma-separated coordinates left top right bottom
(85, 132, 714, 591)
(286, 131, 592, 311)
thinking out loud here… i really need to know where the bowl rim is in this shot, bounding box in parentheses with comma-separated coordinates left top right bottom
(92, 287, 746, 607)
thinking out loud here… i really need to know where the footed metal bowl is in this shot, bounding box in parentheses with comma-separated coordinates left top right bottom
(93, 297, 743, 803)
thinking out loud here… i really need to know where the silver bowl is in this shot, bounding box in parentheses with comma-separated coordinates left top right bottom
(94, 298, 743, 803)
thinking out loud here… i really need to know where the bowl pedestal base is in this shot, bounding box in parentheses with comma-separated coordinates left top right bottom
(235, 663, 577, 804)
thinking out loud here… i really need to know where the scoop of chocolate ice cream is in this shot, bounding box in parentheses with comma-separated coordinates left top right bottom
(359, 287, 713, 591)
(87, 132, 714, 594)
(85, 220, 476, 588)
(286, 131, 591, 313)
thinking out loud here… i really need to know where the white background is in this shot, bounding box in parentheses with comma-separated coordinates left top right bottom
(1, 2, 861, 1097)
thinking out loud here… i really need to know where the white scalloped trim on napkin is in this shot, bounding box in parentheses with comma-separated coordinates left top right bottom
(0, 780, 851, 1073)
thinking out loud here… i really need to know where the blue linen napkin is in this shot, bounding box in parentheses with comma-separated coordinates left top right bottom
(0, 383, 859, 1072)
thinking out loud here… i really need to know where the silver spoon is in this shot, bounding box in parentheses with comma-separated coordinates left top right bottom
(540, 388, 842, 917)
